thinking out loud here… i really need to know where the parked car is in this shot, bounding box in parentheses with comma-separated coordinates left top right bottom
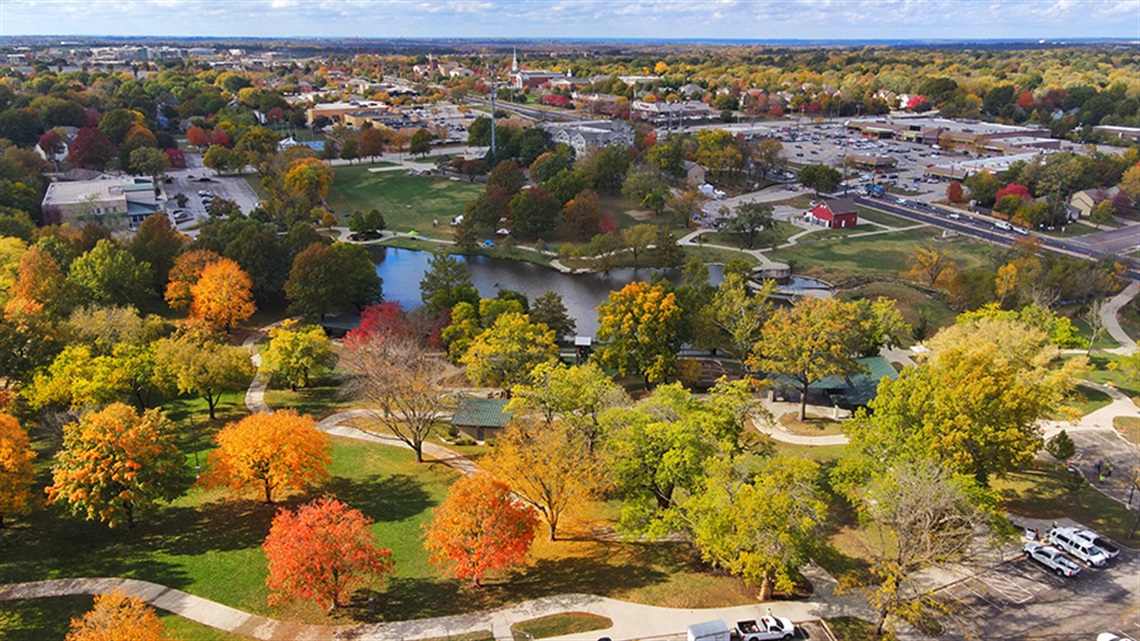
(1071, 529, 1120, 561)
(735, 617, 796, 641)
(1024, 542, 1082, 577)
(1047, 527, 1110, 567)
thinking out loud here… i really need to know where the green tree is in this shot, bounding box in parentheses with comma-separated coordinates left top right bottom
(798, 163, 842, 195)
(128, 147, 170, 181)
(529, 290, 576, 343)
(155, 333, 256, 420)
(129, 213, 187, 293)
(1045, 430, 1076, 461)
(68, 239, 152, 307)
(419, 252, 479, 312)
(712, 274, 774, 364)
(261, 320, 337, 390)
(409, 128, 432, 157)
(509, 187, 561, 239)
(596, 281, 683, 385)
(727, 202, 774, 250)
(348, 209, 386, 235)
(460, 312, 559, 388)
(747, 296, 861, 421)
(46, 403, 188, 528)
(509, 360, 628, 453)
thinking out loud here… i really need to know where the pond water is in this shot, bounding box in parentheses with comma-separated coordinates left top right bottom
(372, 247, 723, 336)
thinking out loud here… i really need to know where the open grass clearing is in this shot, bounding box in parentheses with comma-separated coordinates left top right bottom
(778, 411, 846, 436)
(325, 165, 484, 235)
(799, 223, 885, 241)
(510, 612, 612, 640)
(992, 461, 1140, 547)
(837, 281, 957, 342)
(1069, 353, 1140, 402)
(1067, 316, 1122, 351)
(263, 372, 360, 420)
(855, 206, 912, 228)
(703, 220, 802, 250)
(766, 227, 992, 284)
(1036, 221, 1102, 238)
(683, 245, 760, 266)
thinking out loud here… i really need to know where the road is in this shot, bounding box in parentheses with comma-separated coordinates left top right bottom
(853, 196, 1140, 283)
(464, 95, 590, 123)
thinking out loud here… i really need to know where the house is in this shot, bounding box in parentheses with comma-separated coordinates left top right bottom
(450, 398, 512, 442)
(42, 176, 163, 229)
(540, 120, 634, 156)
(1070, 187, 1120, 218)
(804, 198, 858, 229)
(682, 160, 706, 185)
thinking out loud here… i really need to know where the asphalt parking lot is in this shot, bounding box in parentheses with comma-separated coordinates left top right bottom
(933, 548, 1139, 640)
(164, 168, 262, 229)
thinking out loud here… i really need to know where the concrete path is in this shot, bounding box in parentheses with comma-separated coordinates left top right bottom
(1102, 281, 1139, 355)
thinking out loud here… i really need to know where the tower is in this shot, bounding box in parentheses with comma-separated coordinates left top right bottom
(511, 47, 518, 72)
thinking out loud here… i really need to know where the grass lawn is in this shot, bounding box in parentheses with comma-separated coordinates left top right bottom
(511, 613, 612, 640)
(704, 220, 802, 249)
(683, 245, 760, 266)
(778, 412, 846, 436)
(1070, 385, 1114, 417)
(766, 227, 992, 285)
(855, 207, 912, 228)
(992, 461, 1140, 547)
(837, 281, 957, 340)
(799, 223, 883, 241)
(1114, 416, 1139, 446)
(1068, 317, 1122, 351)
(324, 166, 484, 235)
(1072, 353, 1140, 402)
(1036, 221, 1101, 237)
(0, 595, 248, 641)
(263, 372, 360, 420)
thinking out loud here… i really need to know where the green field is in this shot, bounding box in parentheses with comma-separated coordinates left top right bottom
(855, 207, 913, 228)
(837, 281, 958, 342)
(703, 220, 802, 249)
(766, 227, 992, 284)
(324, 166, 484, 235)
(0, 595, 248, 641)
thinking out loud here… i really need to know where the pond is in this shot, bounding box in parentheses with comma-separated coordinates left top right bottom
(372, 247, 723, 336)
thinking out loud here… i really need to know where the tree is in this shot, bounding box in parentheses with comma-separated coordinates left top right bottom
(509, 360, 628, 452)
(596, 281, 683, 385)
(98, 109, 144, 145)
(154, 333, 256, 420)
(203, 145, 240, 175)
(186, 125, 211, 149)
(348, 209, 386, 235)
(562, 189, 603, 240)
(343, 334, 449, 463)
(798, 163, 842, 195)
(283, 158, 334, 211)
(129, 213, 186, 293)
(945, 180, 964, 203)
(845, 318, 1083, 486)
(46, 403, 188, 528)
(128, 147, 169, 181)
(621, 223, 657, 268)
(190, 258, 256, 331)
(682, 454, 826, 601)
(0, 413, 34, 528)
(712, 274, 774, 364)
(331, 242, 382, 310)
(965, 171, 1001, 207)
(907, 245, 957, 287)
(201, 410, 331, 503)
(854, 459, 995, 636)
(423, 473, 538, 586)
(509, 187, 561, 239)
(284, 243, 341, 319)
(164, 249, 222, 310)
(1083, 299, 1106, 356)
(727, 202, 774, 250)
(409, 128, 432, 157)
(529, 290, 576, 343)
(748, 296, 861, 421)
(65, 591, 168, 641)
(1046, 430, 1076, 461)
(1089, 200, 1116, 227)
(263, 496, 395, 610)
(68, 239, 152, 307)
(419, 252, 478, 313)
(12, 244, 74, 319)
(261, 320, 336, 390)
(68, 128, 116, 170)
(486, 159, 526, 194)
(487, 419, 607, 540)
(461, 312, 559, 388)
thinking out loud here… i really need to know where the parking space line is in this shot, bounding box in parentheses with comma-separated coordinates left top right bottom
(978, 573, 1035, 604)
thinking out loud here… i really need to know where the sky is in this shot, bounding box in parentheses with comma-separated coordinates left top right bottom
(1, 0, 1138, 41)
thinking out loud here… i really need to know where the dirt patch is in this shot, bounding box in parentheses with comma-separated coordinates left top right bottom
(623, 207, 656, 221)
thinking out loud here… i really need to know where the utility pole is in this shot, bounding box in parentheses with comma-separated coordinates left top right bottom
(490, 80, 497, 157)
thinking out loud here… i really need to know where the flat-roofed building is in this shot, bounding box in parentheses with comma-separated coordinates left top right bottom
(42, 176, 162, 229)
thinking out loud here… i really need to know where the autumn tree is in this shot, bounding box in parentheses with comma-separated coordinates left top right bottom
(509, 360, 628, 453)
(201, 410, 331, 503)
(46, 403, 188, 528)
(154, 332, 256, 420)
(681, 454, 826, 601)
(12, 244, 74, 319)
(486, 419, 607, 540)
(562, 189, 603, 239)
(190, 258, 256, 331)
(68, 239, 152, 307)
(747, 296, 861, 421)
(283, 158, 334, 212)
(844, 318, 1084, 486)
(343, 334, 448, 463)
(711, 274, 774, 364)
(65, 591, 169, 641)
(164, 249, 222, 310)
(596, 281, 683, 386)
(0, 413, 34, 528)
(261, 320, 337, 390)
(128, 213, 186, 293)
(907, 245, 957, 287)
(461, 312, 559, 388)
(263, 496, 395, 610)
(945, 180, 964, 203)
(423, 473, 538, 586)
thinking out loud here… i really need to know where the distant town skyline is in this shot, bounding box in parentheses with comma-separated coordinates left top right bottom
(2, 0, 1137, 41)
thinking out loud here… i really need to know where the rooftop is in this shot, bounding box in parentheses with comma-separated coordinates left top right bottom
(451, 398, 512, 429)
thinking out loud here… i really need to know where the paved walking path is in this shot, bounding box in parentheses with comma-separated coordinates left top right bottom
(1102, 281, 1139, 355)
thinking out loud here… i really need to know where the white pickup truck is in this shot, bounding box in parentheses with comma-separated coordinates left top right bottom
(734, 616, 796, 641)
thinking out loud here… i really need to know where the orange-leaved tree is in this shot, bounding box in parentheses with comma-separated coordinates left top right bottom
(200, 410, 330, 504)
(66, 590, 170, 641)
(423, 473, 537, 586)
(189, 257, 256, 330)
(46, 403, 188, 528)
(0, 412, 35, 528)
(263, 496, 394, 610)
(164, 249, 222, 310)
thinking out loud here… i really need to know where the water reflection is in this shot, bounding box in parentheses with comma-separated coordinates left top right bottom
(372, 247, 723, 336)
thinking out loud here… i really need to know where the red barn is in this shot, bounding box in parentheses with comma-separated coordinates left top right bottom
(804, 198, 859, 229)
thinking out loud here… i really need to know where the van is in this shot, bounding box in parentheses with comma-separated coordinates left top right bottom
(1047, 527, 1109, 567)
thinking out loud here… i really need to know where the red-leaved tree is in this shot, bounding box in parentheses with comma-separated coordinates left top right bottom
(263, 496, 394, 610)
(186, 126, 211, 149)
(346, 301, 413, 345)
(423, 473, 537, 586)
(994, 183, 1032, 203)
(945, 181, 964, 203)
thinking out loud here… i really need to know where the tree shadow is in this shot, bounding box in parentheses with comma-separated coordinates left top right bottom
(320, 473, 433, 523)
(146, 498, 280, 557)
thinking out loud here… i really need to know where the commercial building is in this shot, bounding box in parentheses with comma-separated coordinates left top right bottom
(540, 120, 634, 156)
(630, 99, 713, 124)
(42, 176, 163, 229)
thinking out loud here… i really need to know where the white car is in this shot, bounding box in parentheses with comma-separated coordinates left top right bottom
(1024, 542, 1082, 577)
(1048, 527, 1110, 567)
(736, 616, 795, 641)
